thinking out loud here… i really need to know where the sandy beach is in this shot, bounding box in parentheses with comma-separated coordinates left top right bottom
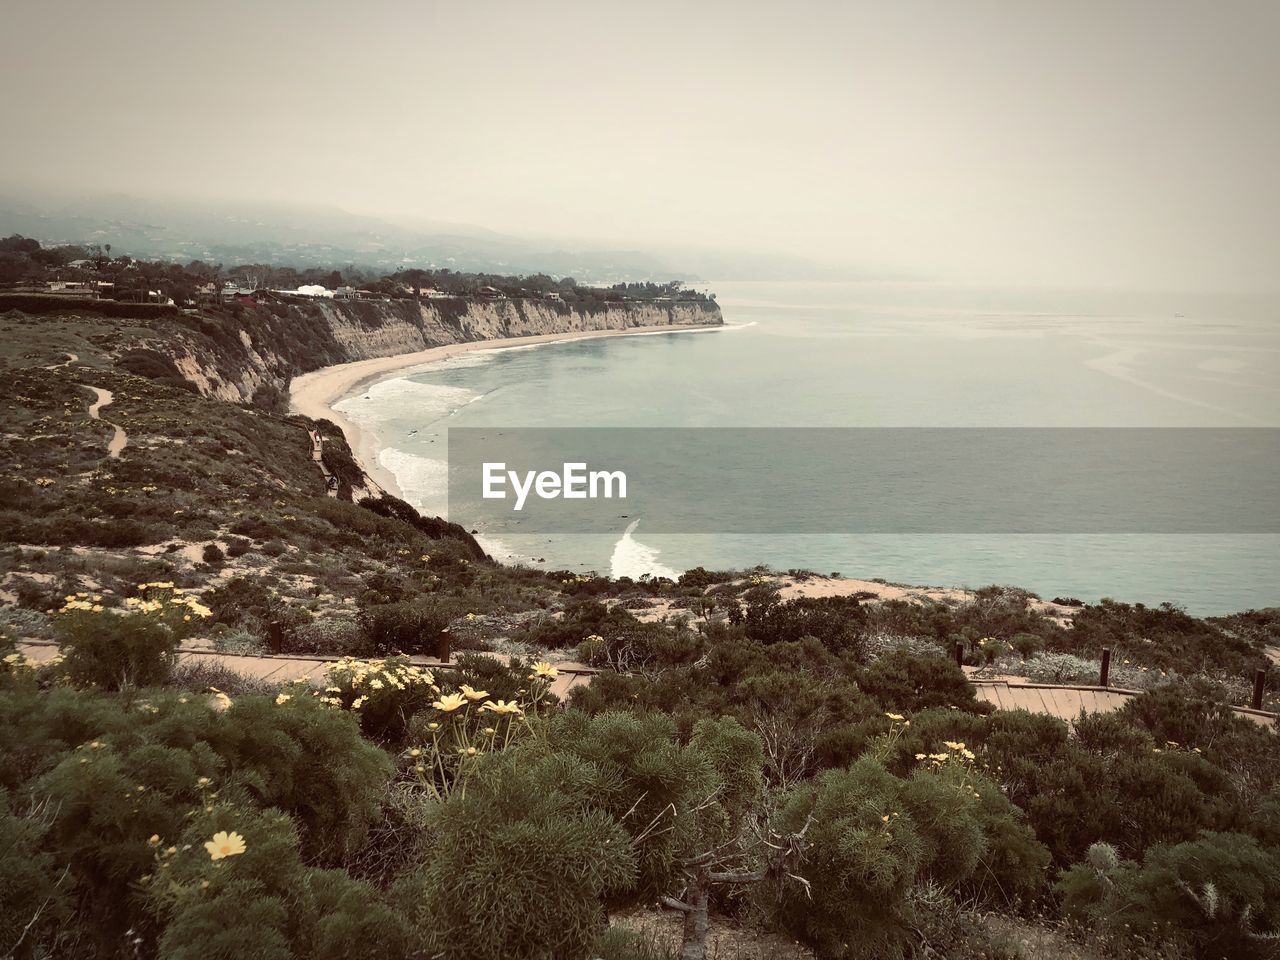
(289, 323, 723, 501)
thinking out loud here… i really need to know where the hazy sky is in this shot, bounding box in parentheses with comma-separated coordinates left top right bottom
(3, 0, 1278, 291)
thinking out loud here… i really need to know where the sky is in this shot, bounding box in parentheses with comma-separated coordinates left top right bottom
(2, 0, 1278, 292)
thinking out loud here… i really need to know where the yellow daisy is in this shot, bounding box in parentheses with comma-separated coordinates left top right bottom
(204, 830, 246, 861)
(432, 693, 468, 713)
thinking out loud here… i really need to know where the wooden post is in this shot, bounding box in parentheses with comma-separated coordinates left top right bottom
(267, 620, 283, 655)
(1253, 668, 1267, 710)
(1100, 648, 1111, 688)
(437, 629, 450, 665)
(954, 642, 964, 668)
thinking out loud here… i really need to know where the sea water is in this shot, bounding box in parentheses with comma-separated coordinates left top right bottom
(334, 281, 1280, 614)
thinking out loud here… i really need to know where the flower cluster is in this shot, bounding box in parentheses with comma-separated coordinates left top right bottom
(59, 592, 106, 614)
(915, 740, 977, 766)
(404, 661, 564, 800)
(320, 656, 437, 710)
(3, 649, 65, 672)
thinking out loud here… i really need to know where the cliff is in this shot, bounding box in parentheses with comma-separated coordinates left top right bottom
(141, 296, 721, 403)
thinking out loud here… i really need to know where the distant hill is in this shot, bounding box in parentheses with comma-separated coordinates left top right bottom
(0, 191, 888, 284)
(0, 193, 693, 284)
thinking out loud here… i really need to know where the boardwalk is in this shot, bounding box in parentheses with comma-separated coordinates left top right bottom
(969, 675, 1276, 727)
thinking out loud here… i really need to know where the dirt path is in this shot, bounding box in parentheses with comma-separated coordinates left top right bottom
(15, 640, 597, 700)
(44, 352, 79, 370)
(81, 385, 127, 458)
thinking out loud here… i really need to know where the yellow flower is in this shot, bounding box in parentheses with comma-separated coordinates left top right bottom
(943, 741, 966, 751)
(529, 661, 558, 680)
(459, 684, 488, 702)
(275, 693, 292, 705)
(884, 712, 905, 722)
(432, 693, 468, 713)
(211, 692, 232, 712)
(481, 699, 523, 716)
(204, 831, 246, 861)
(148, 834, 161, 846)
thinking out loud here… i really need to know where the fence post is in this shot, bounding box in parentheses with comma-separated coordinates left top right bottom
(437, 629, 451, 665)
(1253, 668, 1267, 710)
(1100, 648, 1111, 688)
(954, 643, 964, 668)
(267, 621, 283, 655)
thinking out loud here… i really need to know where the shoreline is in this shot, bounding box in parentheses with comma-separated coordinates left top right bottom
(288, 323, 724, 502)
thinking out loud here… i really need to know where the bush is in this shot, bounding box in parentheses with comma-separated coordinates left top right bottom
(769, 758, 929, 959)
(56, 603, 183, 690)
(394, 749, 637, 960)
(202, 542, 225, 564)
(743, 593, 866, 656)
(769, 753, 1046, 959)
(1023, 652, 1099, 684)
(0, 790, 69, 959)
(359, 600, 452, 655)
(860, 650, 983, 713)
(144, 804, 411, 960)
(288, 618, 369, 657)
(1057, 832, 1280, 960)
(320, 656, 438, 743)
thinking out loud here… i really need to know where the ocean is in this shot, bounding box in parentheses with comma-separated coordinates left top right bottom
(334, 281, 1280, 615)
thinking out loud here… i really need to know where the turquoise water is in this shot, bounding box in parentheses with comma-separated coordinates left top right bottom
(334, 282, 1280, 614)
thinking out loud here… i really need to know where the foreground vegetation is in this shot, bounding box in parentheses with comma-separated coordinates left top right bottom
(2, 299, 1279, 959)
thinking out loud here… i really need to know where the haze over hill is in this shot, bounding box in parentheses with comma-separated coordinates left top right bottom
(4, 1, 1277, 294)
(0, 192, 740, 284)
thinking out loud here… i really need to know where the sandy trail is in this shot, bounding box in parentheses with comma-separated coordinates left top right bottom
(82, 385, 127, 458)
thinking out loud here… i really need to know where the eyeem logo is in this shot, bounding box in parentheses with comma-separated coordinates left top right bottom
(482, 462, 627, 511)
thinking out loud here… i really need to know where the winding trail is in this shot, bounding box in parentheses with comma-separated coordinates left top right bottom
(44, 352, 79, 370)
(81, 385, 127, 458)
(15, 640, 598, 701)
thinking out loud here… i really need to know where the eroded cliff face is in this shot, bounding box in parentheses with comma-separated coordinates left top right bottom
(151, 297, 721, 402)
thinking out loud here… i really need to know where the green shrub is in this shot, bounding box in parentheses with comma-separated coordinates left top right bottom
(1009, 632, 1044, 660)
(0, 790, 69, 960)
(770, 753, 1048, 959)
(1023, 652, 1098, 684)
(216, 693, 395, 861)
(769, 758, 928, 959)
(146, 804, 410, 960)
(395, 749, 637, 960)
(1058, 832, 1280, 960)
(359, 599, 452, 655)
(743, 593, 866, 655)
(547, 711, 720, 903)
(320, 655, 439, 743)
(860, 650, 983, 713)
(55, 601, 185, 690)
